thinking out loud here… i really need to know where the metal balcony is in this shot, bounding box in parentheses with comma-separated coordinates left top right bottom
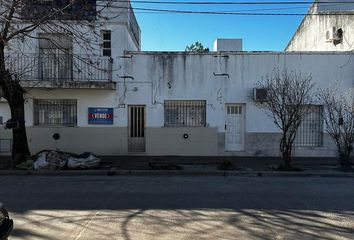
(7, 53, 116, 90)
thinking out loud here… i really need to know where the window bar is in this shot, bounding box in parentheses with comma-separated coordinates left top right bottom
(141, 107, 144, 138)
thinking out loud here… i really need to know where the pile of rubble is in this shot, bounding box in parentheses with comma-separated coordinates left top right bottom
(32, 150, 101, 170)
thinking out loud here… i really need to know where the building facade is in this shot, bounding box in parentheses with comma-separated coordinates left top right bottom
(286, 0, 354, 51)
(1, 1, 353, 158)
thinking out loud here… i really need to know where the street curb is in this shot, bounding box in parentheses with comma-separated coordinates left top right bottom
(0, 170, 354, 178)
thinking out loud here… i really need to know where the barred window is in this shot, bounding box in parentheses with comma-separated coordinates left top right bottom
(164, 100, 206, 127)
(102, 30, 111, 57)
(295, 105, 324, 147)
(34, 99, 77, 126)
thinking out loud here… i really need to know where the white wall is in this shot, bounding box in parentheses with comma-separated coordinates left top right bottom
(1, 51, 353, 156)
(1, 52, 353, 131)
(120, 52, 354, 133)
(286, 3, 354, 51)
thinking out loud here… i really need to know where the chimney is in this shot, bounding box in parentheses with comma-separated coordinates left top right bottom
(214, 39, 242, 52)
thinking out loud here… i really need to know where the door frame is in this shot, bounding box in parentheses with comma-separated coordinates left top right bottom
(127, 105, 146, 153)
(225, 103, 246, 152)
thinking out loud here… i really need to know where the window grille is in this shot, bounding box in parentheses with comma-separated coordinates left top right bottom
(295, 105, 324, 147)
(34, 99, 77, 126)
(102, 31, 111, 57)
(164, 100, 206, 127)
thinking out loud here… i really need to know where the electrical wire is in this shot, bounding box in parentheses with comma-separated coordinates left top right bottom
(99, 0, 354, 5)
(96, 5, 354, 16)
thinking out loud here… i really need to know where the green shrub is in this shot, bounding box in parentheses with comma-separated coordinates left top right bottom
(218, 160, 235, 171)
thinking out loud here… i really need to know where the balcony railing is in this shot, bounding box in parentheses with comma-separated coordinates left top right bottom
(7, 53, 112, 82)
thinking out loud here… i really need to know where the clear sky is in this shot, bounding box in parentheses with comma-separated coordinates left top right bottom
(131, 0, 313, 51)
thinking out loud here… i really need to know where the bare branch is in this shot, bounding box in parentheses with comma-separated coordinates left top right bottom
(318, 87, 354, 168)
(255, 68, 314, 167)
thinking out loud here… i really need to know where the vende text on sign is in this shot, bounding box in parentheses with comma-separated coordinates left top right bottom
(88, 108, 113, 125)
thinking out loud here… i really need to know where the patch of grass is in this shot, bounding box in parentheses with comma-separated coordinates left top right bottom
(277, 165, 303, 172)
(16, 160, 34, 170)
(218, 160, 235, 171)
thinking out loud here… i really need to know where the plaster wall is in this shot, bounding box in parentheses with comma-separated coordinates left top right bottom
(286, 2, 354, 51)
(123, 52, 354, 133)
(1, 52, 353, 157)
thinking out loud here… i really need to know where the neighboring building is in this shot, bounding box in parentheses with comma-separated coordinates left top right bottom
(286, 0, 354, 51)
(0, 1, 353, 158)
(0, 0, 141, 154)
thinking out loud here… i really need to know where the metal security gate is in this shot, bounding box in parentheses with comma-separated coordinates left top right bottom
(128, 105, 146, 152)
(225, 104, 245, 151)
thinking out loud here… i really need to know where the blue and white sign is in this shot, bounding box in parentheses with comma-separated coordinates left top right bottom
(88, 108, 113, 125)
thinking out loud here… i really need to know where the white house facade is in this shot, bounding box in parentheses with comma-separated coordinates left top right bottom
(286, 0, 354, 51)
(0, 0, 353, 158)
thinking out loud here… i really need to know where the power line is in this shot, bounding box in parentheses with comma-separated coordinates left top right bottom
(105, 0, 354, 5)
(97, 5, 354, 16)
(97, 3, 314, 13)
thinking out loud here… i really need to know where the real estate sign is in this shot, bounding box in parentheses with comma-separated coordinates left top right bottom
(88, 108, 113, 125)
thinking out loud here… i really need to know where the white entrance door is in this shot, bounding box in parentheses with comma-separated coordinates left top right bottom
(225, 104, 245, 151)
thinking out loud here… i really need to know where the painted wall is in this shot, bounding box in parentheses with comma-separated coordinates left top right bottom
(286, 3, 354, 51)
(1, 52, 354, 156)
(117, 51, 354, 156)
(122, 52, 354, 131)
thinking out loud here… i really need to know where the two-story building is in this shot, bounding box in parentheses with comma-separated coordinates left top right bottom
(1, 0, 353, 158)
(286, 0, 354, 51)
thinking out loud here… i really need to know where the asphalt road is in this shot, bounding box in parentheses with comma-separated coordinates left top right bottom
(1, 176, 353, 240)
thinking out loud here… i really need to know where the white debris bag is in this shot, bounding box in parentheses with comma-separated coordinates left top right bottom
(33, 152, 49, 170)
(67, 152, 101, 169)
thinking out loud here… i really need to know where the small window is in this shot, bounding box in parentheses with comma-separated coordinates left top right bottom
(164, 100, 206, 127)
(34, 99, 77, 126)
(0, 116, 3, 125)
(102, 31, 111, 57)
(295, 105, 324, 147)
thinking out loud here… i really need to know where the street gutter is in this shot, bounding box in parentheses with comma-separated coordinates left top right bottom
(0, 170, 354, 178)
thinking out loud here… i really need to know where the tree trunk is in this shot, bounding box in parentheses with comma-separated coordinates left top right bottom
(282, 148, 292, 168)
(0, 45, 31, 166)
(280, 133, 292, 168)
(339, 144, 352, 168)
(9, 91, 31, 166)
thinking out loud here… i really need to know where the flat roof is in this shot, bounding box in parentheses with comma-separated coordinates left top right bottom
(125, 50, 354, 56)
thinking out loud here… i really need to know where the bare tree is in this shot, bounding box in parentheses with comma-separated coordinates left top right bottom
(318, 87, 354, 169)
(0, 0, 115, 165)
(255, 69, 314, 169)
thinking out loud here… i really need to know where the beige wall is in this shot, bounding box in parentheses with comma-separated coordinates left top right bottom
(1, 127, 219, 156)
(0, 127, 336, 157)
(146, 127, 218, 156)
(1, 127, 128, 156)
